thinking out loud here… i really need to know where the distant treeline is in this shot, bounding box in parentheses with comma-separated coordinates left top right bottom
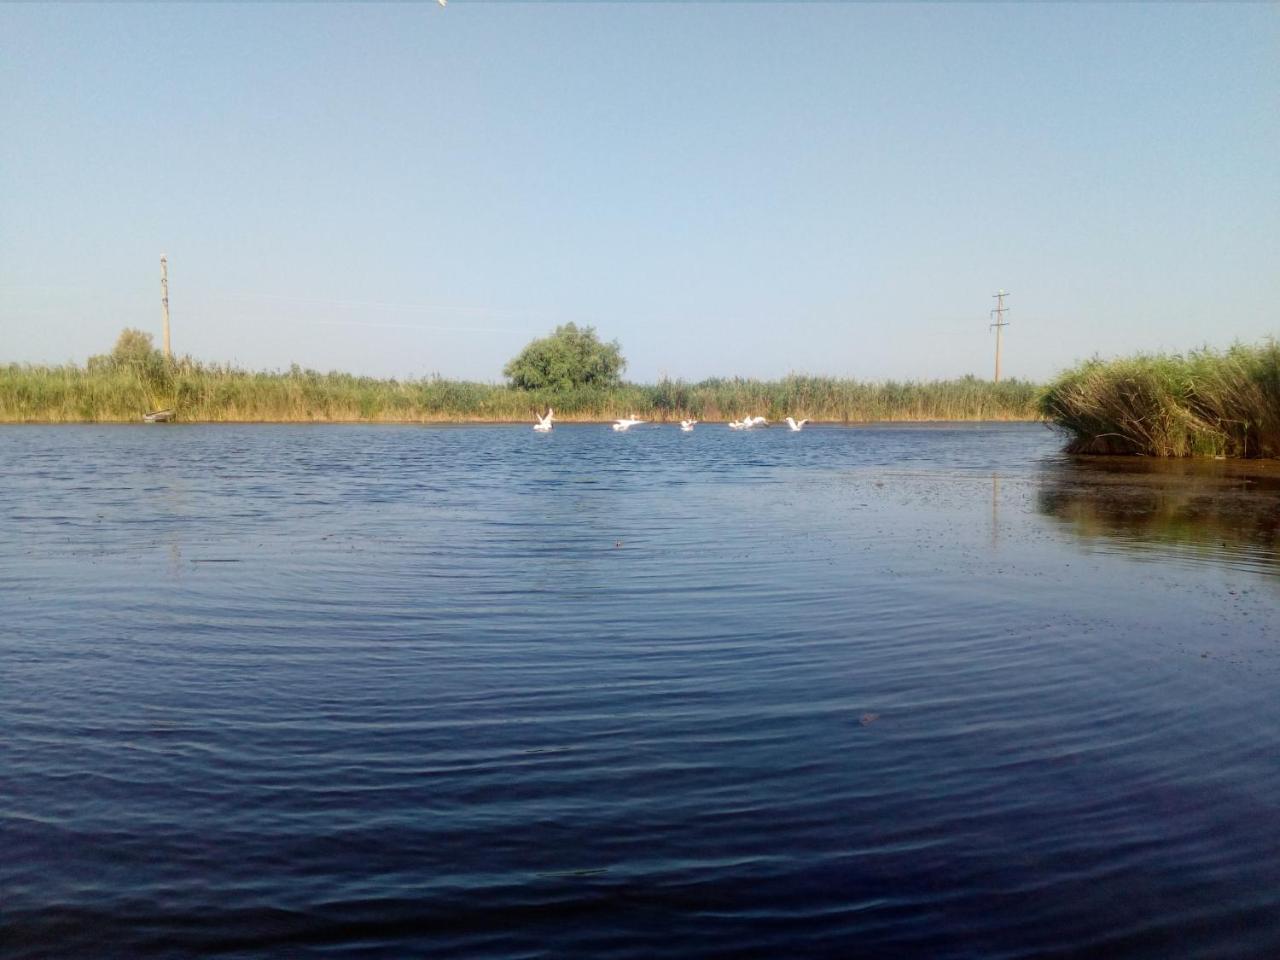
(0, 360, 1040, 423)
(1040, 341, 1280, 458)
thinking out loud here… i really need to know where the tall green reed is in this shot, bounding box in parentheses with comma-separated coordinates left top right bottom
(1, 361, 1040, 424)
(1039, 341, 1280, 458)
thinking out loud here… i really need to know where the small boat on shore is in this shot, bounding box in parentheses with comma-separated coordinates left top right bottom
(143, 409, 174, 423)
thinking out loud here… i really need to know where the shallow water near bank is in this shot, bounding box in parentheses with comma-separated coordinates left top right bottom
(3, 423, 1278, 959)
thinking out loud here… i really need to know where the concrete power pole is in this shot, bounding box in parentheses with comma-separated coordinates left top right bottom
(989, 289, 1009, 383)
(160, 255, 172, 360)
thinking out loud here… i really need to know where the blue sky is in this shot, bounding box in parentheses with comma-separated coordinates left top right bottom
(2, 2, 1276, 383)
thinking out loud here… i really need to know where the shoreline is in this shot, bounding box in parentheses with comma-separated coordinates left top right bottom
(1, 368, 1042, 426)
(0, 417, 1047, 427)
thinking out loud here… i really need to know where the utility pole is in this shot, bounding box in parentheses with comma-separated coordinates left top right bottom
(160, 255, 171, 360)
(989, 289, 1009, 383)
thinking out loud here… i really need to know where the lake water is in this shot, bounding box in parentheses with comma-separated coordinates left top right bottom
(3, 423, 1278, 959)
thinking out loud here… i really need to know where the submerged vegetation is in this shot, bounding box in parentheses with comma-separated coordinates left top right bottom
(1039, 341, 1280, 459)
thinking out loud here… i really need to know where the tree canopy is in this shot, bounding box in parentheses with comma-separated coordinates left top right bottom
(88, 328, 165, 371)
(503, 323, 626, 391)
(110, 328, 160, 365)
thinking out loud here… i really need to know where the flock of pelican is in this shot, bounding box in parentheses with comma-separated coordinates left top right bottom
(532, 410, 811, 432)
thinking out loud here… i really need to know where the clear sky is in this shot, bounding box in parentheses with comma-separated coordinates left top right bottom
(2, 2, 1276, 383)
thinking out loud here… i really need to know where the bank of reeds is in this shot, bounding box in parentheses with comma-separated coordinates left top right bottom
(1039, 341, 1280, 458)
(0, 361, 1039, 424)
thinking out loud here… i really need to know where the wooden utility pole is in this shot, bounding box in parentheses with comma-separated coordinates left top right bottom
(989, 289, 1009, 383)
(160, 255, 171, 360)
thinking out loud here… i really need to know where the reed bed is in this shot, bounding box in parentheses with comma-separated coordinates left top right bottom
(0, 361, 1040, 424)
(1039, 341, 1280, 458)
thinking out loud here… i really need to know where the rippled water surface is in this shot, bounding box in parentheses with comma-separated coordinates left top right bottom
(3, 423, 1279, 959)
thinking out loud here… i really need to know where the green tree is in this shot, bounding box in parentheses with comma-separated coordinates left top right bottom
(110, 328, 160, 365)
(503, 323, 626, 390)
(88, 328, 165, 372)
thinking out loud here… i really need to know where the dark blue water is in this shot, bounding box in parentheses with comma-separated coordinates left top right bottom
(3, 423, 1278, 959)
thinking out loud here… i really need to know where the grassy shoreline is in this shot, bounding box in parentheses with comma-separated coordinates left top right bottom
(1039, 341, 1280, 458)
(0, 363, 1041, 424)
(9, 342, 1277, 459)
(0, 417, 1044, 427)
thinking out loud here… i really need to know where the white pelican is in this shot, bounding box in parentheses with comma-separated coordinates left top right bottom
(727, 419, 747, 430)
(784, 417, 810, 431)
(612, 416, 646, 432)
(680, 419, 697, 432)
(533, 408, 554, 432)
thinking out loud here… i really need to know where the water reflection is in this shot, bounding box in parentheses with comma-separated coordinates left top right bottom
(1036, 456, 1280, 573)
(991, 473, 1001, 549)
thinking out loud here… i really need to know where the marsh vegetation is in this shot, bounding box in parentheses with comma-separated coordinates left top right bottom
(0, 328, 1038, 424)
(1039, 341, 1280, 458)
(0, 362, 1039, 424)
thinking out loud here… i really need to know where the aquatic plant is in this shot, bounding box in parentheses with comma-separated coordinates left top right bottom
(0, 361, 1040, 424)
(1039, 341, 1280, 458)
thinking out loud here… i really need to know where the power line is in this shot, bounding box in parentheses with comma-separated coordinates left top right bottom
(989, 289, 1009, 383)
(160, 255, 171, 360)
